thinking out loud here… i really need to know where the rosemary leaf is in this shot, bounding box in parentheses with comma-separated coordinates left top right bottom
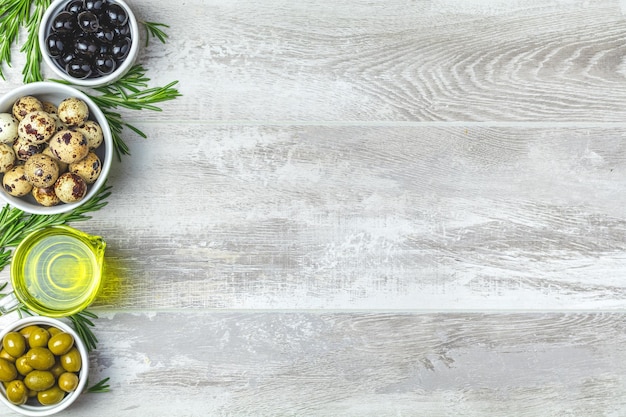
(142, 21, 170, 47)
(88, 377, 111, 393)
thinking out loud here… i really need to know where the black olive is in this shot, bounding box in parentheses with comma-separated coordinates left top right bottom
(113, 23, 130, 37)
(65, 0, 84, 14)
(74, 33, 99, 58)
(58, 51, 77, 65)
(77, 10, 99, 32)
(110, 36, 131, 60)
(45, 33, 69, 58)
(66, 58, 92, 79)
(83, 0, 107, 11)
(51, 11, 76, 33)
(94, 26, 115, 43)
(94, 53, 116, 75)
(105, 4, 127, 27)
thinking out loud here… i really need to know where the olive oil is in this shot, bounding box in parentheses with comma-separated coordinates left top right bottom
(10, 226, 105, 317)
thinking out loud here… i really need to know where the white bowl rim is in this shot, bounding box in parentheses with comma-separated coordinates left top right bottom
(0, 316, 89, 417)
(0, 81, 113, 215)
(38, 0, 140, 88)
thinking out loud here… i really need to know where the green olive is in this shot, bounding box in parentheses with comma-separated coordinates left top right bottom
(24, 370, 55, 392)
(28, 327, 50, 348)
(18, 325, 41, 341)
(60, 347, 81, 373)
(26, 347, 55, 370)
(49, 360, 64, 379)
(2, 332, 26, 358)
(0, 350, 15, 363)
(5, 380, 27, 405)
(48, 333, 74, 356)
(46, 326, 62, 337)
(15, 355, 33, 376)
(58, 372, 79, 392)
(37, 385, 65, 405)
(0, 358, 17, 382)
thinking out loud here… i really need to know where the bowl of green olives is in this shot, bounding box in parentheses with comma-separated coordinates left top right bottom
(39, 0, 140, 87)
(0, 316, 88, 416)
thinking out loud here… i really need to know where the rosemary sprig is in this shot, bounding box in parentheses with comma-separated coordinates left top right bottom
(69, 310, 99, 352)
(20, 0, 48, 83)
(142, 21, 169, 46)
(0, 183, 111, 273)
(78, 65, 181, 160)
(88, 377, 110, 393)
(0, 0, 49, 83)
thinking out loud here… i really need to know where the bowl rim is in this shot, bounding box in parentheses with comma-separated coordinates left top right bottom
(38, 0, 140, 88)
(0, 316, 89, 417)
(0, 81, 113, 215)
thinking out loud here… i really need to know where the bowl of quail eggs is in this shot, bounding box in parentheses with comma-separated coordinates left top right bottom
(0, 82, 113, 215)
(39, 0, 140, 87)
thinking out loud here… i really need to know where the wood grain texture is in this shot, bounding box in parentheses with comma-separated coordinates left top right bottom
(0, 0, 625, 415)
(99, 0, 626, 122)
(8, 311, 620, 417)
(2, 125, 615, 310)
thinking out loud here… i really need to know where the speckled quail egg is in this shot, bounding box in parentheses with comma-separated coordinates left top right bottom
(42, 146, 68, 173)
(32, 186, 61, 207)
(49, 113, 68, 132)
(69, 152, 101, 184)
(75, 120, 103, 149)
(54, 172, 87, 203)
(12, 96, 43, 121)
(13, 138, 45, 162)
(17, 111, 57, 144)
(2, 166, 32, 197)
(0, 113, 18, 144)
(0, 143, 16, 173)
(48, 129, 89, 164)
(41, 101, 58, 114)
(57, 98, 89, 126)
(24, 154, 60, 188)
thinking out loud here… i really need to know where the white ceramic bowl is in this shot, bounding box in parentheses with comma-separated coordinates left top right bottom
(0, 82, 113, 215)
(0, 316, 89, 416)
(39, 0, 140, 88)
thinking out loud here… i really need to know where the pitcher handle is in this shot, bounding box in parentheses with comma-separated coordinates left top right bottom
(0, 292, 20, 316)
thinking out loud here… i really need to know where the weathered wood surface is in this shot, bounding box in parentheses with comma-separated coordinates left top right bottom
(1, 0, 626, 415)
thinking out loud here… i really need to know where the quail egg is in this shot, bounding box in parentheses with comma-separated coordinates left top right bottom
(0, 143, 16, 173)
(24, 154, 60, 188)
(69, 152, 101, 184)
(48, 129, 89, 164)
(75, 120, 103, 149)
(57, 98, 89, 126)
(17, 111, 57, 144)
(12, 96, 43, 121)
(0, 113, 18, 144)
(42, 146, 68, 173)
(13, 138, 45, 162)
(54, 172, 87, 203)
(32, 186, 61, 207)
(2, 166, 32, 197)
(41, 101, 58, 114)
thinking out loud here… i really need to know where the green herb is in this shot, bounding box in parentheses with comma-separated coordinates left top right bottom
(82, 65, 181, 160)
(142, 21, 169, 46)
(69, 309, 99, 352)
(0, 0, 50, 83)
(0, 183, 111, 273)
(88, 377, 110, 393)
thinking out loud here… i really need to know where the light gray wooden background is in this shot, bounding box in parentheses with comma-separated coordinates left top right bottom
(2, 0, 626, 415)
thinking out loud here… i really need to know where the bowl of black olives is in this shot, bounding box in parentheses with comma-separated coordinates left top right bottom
(39, 0, 139, 87)
(0, 316, 89, 416)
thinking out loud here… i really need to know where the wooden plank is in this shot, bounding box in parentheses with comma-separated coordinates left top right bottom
(1, 125, 620, 310)
(103, 0, 626, 122)
(35, 311, 626, 416)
